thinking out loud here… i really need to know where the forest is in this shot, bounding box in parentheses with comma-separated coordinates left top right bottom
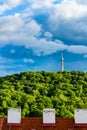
(0, 71, 87, 118)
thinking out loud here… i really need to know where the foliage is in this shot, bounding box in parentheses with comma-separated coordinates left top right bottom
(0, 71, 87, 117)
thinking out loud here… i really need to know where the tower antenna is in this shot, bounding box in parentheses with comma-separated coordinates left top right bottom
(61, 53, 64, 72)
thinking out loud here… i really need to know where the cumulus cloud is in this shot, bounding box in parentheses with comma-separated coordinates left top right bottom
(60, 0, 87, 19)
(27, 0, 56, 8)
(26, 0, 87, 19)
(23, 19, 41, 36)
(3, 0, 23, 8)
(1, 0, 87, 46)
(0, 0, 23, 14)
(0, 4, 9, 14)
(0, 15, 23, 32)
(27, 38, 67, 56)
(0, 10, 87, 57)
(0, 14, 41, 45)
(0, 12, 67, 56)
(0, 15, 23, 45)
(46, 0, 87, 44)
(0, 0, 87, 57)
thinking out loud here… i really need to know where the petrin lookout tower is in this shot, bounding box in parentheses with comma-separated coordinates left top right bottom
(61, 54, 64, 72)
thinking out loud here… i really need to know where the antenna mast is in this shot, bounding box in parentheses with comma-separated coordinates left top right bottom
(61, 54, 64, 72)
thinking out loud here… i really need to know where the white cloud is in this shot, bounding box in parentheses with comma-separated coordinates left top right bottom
(0, 15, 23, 33)
(0, 14, 41, 45)
(0, 15, 24, 45)
(4, 0, 23, 8)
(0, 0, 87, 57)
(0, 4, 9, 14)
(23, 19, 41, 36)
(48, 0, 87, 27)
(25, 38, 67, 56)
(24, 58, 34, 63)
(76, 0, 87, 5)
(14, 13, 20, 17)
(27, 0, 87, 19)
(67, 45, 87, 54)
(0, 0, 23, 14)
(0, 12, 87, 56)
(27, 0, 56, 8)
(44, 32, 53, 39)
(46, 0, 87, 45)
(58, 0, 87, 19)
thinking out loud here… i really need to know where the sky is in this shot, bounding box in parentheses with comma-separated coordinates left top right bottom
(0, 0, 87, 76)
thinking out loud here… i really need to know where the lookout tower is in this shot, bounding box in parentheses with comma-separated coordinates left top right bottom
(61, 54, 64, 72)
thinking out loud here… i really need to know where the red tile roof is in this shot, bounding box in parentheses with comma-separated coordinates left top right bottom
(0, 118, 87, 130)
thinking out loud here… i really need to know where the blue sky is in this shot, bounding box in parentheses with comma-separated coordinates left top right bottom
(0, 0, 87, 76)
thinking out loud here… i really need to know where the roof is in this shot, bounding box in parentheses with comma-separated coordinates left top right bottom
(0, 118, 87, 130)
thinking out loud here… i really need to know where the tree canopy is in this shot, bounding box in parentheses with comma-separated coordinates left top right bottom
(0, 71, 87, 117)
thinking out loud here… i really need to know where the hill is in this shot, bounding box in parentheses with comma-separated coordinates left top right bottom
(0, 71, 87, 117)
